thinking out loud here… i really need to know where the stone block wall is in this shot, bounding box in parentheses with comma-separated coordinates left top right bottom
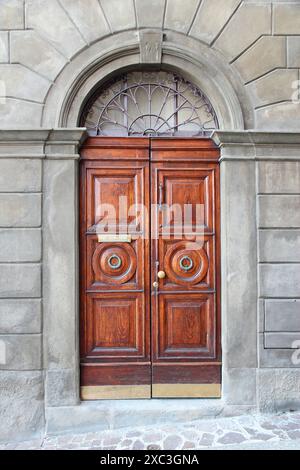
(258, 161, 300, 368)
(214, 131, 300, 414)
(0, 1, 299, 129)
(0, 138, 44, 440)
(0, 129, 83, 441)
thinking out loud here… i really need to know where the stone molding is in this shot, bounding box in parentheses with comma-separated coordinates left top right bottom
(1, 129, 299, 159)
(213, 131, 300, 160)
(0, 129, 87, 159)
(41, 30, 248, 131)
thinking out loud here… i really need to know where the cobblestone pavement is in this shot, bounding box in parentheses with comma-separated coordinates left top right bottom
(1, 412, 300, 450)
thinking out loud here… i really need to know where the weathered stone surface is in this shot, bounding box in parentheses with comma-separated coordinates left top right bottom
(265, 333, 300, 349)
(258, 195, 300, 228)
(246, 69, 298, 108)
(235, 36, 286, 83)
(100, 0, 136, 32)
(164, 0, 199, 33)
(258, 161, 300, 194)
(274, 3, 300, 34)
(10, 31, 67, 81)
(258, 299, 265, 333)
(0, 64, 50, 103)
(223, 368, 256, 405)
(221, 160, 257, 368)
(0, 334, 42, 370)
(46, 369, 78, 406)
(0, 299, 41, 334)
(0, 371, 44, 442)
(0, 99, 43, 127)
(43, 160, 78, 371)
(0, 229, 41, 262)
(199, 433, 214, 446)
(0, 0, 24, 29)
(215, 3, 271, 60)
(135, 0, 165, 28)
(265, 299, 300, 332)
(0, 194, 41, 228)
(217, 432, 246, 445)
(257, 369, 300, 412)
(288, 37, 300, 67)
(214, 131, 300, 148)
(0, 130, 49, 157)
(259, 264, 300, 298)
(163, 434, 183, 450)
(0, 32, 8, 63)
(60, 0, 109, 43)
(259, 230, 300, 263)
(256, 102, 300, 132)
(259, 333, 300, 368)
(7, 408, 300, 449)
(46, 399, 224, 435)
(190, 0, 240, 44)
(0, 159, 41, 192)
(0, 264, 41, 298)
(139, 30, 163, 64)
(26, 0, 86, 59)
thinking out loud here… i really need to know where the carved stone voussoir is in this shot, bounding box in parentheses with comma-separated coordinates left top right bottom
(139, 30, 163, 64)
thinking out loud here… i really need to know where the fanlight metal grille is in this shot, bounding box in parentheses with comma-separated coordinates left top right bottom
(81, 71, 218, 137)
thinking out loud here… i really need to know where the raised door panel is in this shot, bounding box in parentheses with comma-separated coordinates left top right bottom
(86, 167, 145, 234)
(156, 294, 216, 360)
(84, 293, 146, 359)
(155, 168, 215, 234)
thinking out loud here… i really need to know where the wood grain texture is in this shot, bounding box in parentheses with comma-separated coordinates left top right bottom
(80, 137, 221, 398)
(151, 138, 221, 395)
(80, 138, 151, 389)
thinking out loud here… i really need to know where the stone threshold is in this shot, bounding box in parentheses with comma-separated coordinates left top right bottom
(45, 399, 256, 436)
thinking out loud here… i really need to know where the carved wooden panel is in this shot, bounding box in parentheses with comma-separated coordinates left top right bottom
(86, 236, 142, 290)
(156, 294, 215, 359)
(85, 167, 145, 233)
(160, 236, 214, 290)
(84, 293, 146, 359)
(155, 168, 215, 234)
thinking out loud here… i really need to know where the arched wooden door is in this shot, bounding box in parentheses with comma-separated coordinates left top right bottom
(80, 137, 221, 399)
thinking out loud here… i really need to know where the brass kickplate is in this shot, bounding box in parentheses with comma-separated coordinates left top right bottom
(152, 383, 221, 398)
(97, 234, 132, 243)
(81, 385, 151, 400)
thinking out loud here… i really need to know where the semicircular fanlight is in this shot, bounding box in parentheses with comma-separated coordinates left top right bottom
(81, 71, 218, 137)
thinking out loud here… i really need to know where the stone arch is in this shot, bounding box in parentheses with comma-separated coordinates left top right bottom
(42, 31, 253, 130)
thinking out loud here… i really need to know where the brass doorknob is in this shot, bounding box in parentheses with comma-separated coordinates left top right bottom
(153, 281, 159, 288)
(157, 270, 166, 279)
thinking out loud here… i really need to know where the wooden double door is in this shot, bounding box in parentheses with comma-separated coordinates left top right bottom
(80, 137, 221, 399)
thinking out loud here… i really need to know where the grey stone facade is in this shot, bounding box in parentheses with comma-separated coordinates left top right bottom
(0, 0, 300, 442)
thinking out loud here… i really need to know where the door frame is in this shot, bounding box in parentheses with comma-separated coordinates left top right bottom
(42, 128, 258, 414)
